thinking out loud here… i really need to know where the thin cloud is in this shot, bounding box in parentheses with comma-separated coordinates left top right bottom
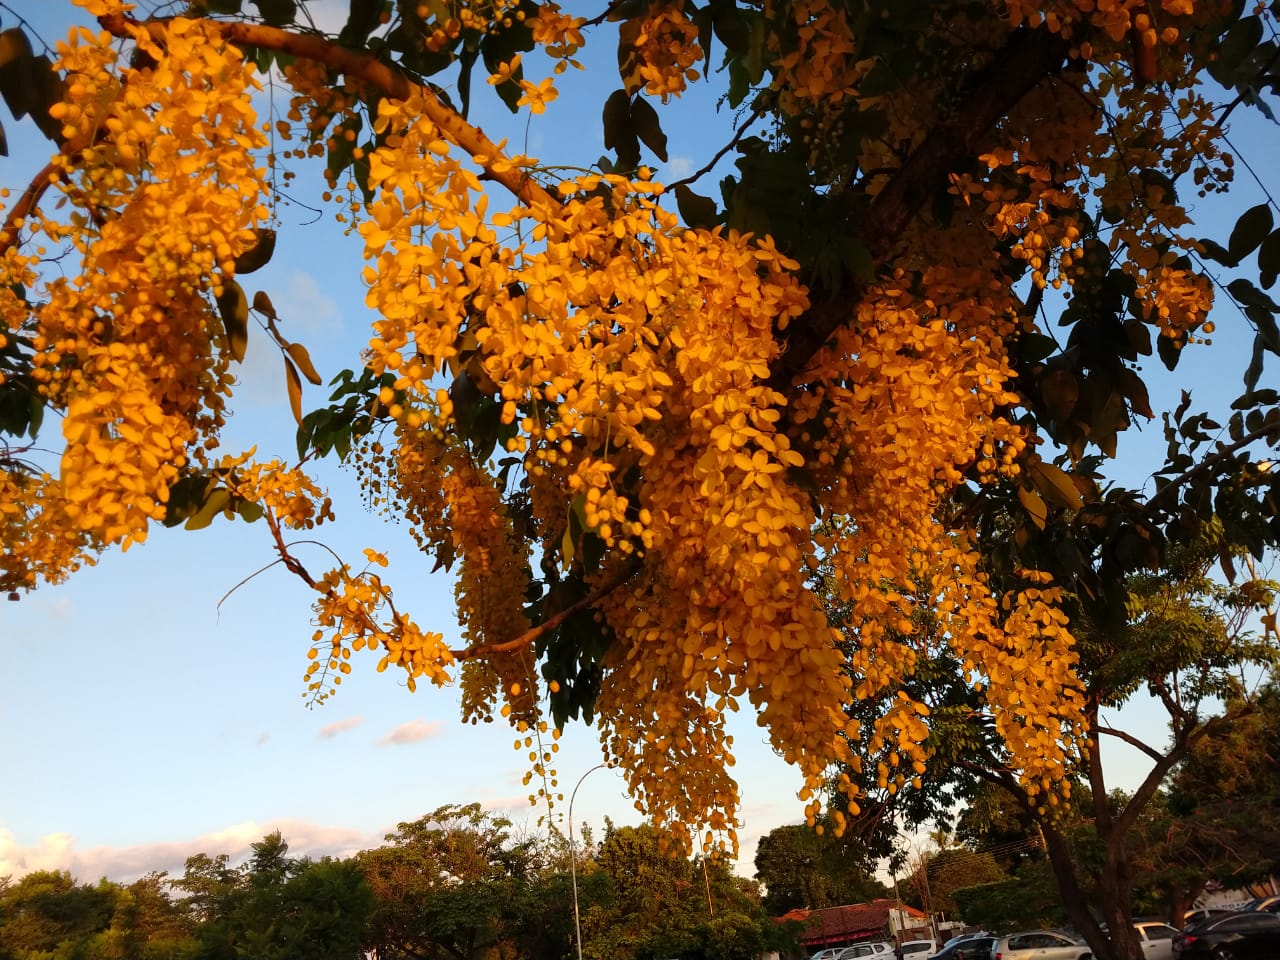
(376, 719, 442, 746)
(666, 156, 695, 179)
(317, 716, 365, 740)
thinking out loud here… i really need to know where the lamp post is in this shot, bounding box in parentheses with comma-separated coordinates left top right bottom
(569, 762, 612, 960)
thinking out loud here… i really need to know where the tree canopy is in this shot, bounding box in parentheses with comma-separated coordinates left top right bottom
(3, 0, 1279, 859)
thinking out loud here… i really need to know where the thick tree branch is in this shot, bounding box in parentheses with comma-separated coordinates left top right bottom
(766, 26, 1070, 392)
(96, 13, 558, 210)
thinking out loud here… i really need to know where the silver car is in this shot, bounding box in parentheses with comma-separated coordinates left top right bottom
(836, 944, 894, 960)
(990, 931, 1092, 960)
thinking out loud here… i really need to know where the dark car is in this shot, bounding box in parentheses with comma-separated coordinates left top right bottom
(1172, 911, 1280, 958)
(927, 936, 996, 960)
(1237, 896, 1280, 914)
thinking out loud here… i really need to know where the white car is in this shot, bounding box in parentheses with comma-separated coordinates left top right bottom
(990, 930, 1091, 960)
(810, 950, 844, 960)
(899, 940, 937, 957)
(1130, 921, 1178, 960)
(836, 944, 893, 960)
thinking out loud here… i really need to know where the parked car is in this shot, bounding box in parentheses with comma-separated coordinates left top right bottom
(1130, 921, 1179, 960)
(836, 944, 893, 960)
(1172, 910, 1280, 957)
(928, 935, 996, 960)
(989, 930, 1091, 960)
(1237, 896, 1280, 914)
(900, 940, 937, 957)
(1182, 909, 1238, 928)
(811, 949, 844, 960)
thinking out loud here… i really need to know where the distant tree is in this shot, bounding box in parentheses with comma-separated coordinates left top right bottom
(753, 823, 888, 914)
(909, 848, 1006, 919)
(1126, 682, 1280, 921)
(172, 833, 372, 960)
(0, 870, 115, 959)
(585, 823, 790, 960)
(357, 804, 535, 960)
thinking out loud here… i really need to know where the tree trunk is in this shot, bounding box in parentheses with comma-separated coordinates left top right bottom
(1096, 836, 1145, 960)
(1168, 879, 1206, 928)
(1039, 825, 1111, 959)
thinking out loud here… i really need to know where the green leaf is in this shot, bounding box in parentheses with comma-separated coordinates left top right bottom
(1244, 336, 1265, 393)
(234, 228, 277, 275)
(237, 500, 265, 523)
(1198, 237, 1239, 267)
(1246, 304, 1280, 356)
(252, 0, 297, 26)
(674, 184, 719, 229)
(185, 488, 232, 531)
(602, 88, 639, 170)
(0, 28, 34, 118)
(1211, 15, 1263, 86)
(1229, 203, 1274, 263)
(1229, 277, 1280, 311)
(712, 2, 749, 53)
(1157, 333, 1182, 371)
(1258, 228, 1280, 289)
(630, 95, 668, 163)
(216, 280, 249, 363)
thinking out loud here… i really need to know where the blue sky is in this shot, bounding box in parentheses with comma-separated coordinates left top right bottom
(1, 0, 1276, 886)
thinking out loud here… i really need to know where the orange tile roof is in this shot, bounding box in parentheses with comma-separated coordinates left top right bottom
(781, 899, 929, 946)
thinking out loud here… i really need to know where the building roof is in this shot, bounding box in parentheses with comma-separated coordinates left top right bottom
(781, 899, 929, 946)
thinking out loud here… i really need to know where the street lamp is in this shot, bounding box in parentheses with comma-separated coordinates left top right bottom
(569, 762, 613, 960)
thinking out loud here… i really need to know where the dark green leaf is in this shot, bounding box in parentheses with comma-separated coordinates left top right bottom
(1245, 336, 1265, 392)
(711, 3, 749, 53)
(602, 88, 640, 169)
(1228, 277, 1280, 311)
(216, 280, 250, 363)
(1211, 15, 1263, 85)
(1258, 228, 1280, 289)
(1246, 304, 1280, 356)
(1229, 202, 1274, 263)
(1157, 333, 1182, 371)
(674, 184, 719, 229)
(1197, 237, 1238, 267)
(234, 228, 277, 275)
(252, 0, 297, 26)
(630, 95, 668, 163)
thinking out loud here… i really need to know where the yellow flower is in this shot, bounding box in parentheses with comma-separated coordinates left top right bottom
(487, 54, 521, 86)
(516, 77, 558, 114)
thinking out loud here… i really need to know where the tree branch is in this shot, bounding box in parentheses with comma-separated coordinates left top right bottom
(1095, 722, 1167, 764)
(451, 558, 640, 658)
(96, 12, 558, 210)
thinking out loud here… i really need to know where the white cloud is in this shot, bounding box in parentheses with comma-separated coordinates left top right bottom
(317, 715, 365, 740)
(666, 156, 695, 179)
(376, 719, 442, 746)
(276, 270, 343, 336)
(0, 820, 376, 884)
